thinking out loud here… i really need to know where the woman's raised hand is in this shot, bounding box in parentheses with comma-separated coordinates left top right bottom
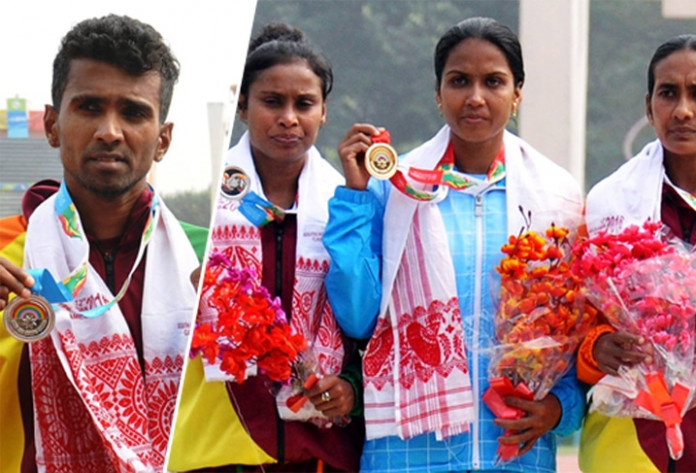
(338, 123, 383, 191)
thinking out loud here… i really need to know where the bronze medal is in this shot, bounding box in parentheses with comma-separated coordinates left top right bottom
(220, 165, 251, 200)
(3, 294, 55, 342)
(365, 142, 398, 180)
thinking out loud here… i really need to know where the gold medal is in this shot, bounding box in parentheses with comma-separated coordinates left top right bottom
(365, 142, 398, 180)
(220, 165, 250, 200)
(3, 295, 55, 342)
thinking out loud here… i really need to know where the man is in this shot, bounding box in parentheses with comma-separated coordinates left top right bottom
(0, 15, 207, 472)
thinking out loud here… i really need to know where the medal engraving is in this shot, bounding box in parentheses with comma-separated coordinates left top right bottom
(365, 142, 398, 180)
(220, 166, 251, 199)
(4, 295, 55, 342)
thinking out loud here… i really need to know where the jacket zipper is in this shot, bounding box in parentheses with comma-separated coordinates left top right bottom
(471, 192, 484, 469)
(274, 222, 285, 463)
(103, 250, 116, 293)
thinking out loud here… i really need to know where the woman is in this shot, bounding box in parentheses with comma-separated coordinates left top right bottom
(168, 23, 364, 473)
(578, 34, 696, 473)
(323, 17, 585, 472)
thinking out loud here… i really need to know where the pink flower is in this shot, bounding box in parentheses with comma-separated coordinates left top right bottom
(190, 251, 307, 384)
(572, 220, 696, 442)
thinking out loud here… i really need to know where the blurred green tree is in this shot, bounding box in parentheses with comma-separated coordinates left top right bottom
(236, 0, 696, 190)
(164, 188, 212, 228)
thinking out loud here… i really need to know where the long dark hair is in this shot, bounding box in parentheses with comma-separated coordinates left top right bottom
(239, 22, 333, 108)
(647, 34, 696, 96)
(434, 17, 524, 90)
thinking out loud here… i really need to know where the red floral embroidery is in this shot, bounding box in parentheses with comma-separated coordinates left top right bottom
(146, 379, 179, 462)
(398, 297, 466, 389)
(363, 318, 395, 388)
(31, 337, 118, 472)
(115, 361, 149, 435)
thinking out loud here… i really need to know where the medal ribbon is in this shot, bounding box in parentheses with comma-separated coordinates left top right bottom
(238, 191, 289, 227)
(41, 181, 161, 318)
(26, 268, 72, 304)
(373, 130, 506, 201)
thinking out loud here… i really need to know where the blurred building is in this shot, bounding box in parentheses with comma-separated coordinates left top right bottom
(0, 99, 62, 218)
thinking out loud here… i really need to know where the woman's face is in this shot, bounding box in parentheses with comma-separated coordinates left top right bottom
(240, 59, 326, 167)
(647, 48, 696, 160)
(436, 38, 521, 148)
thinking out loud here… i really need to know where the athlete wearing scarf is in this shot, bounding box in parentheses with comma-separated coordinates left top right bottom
(324, 125, 585, 472)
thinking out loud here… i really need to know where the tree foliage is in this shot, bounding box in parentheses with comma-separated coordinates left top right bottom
(229, 0, 696, 190)
(163, 188, 213, 227)
(586, 1, 696, 188)
(233, 0, 519, 168)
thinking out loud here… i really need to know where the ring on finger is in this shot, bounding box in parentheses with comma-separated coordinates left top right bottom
(321, 391, 331, 403)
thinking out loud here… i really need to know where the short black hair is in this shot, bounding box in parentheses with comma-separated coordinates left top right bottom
(434, 17, 524, 91)
(239, 22, 333, 108)
(647, 34, 696, 97)
(51, 14, 180, 122)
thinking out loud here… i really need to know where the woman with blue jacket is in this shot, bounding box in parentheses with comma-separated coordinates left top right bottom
(323, 17, 585, 473)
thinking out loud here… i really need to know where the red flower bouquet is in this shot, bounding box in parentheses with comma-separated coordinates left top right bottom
(572, 220, 696, 460)
(190, 252, 307, 384)
(484, 210, 596, 461)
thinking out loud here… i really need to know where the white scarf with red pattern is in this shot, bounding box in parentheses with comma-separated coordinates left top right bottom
(364, 126, 583, 440)
(25, 191, 197, 473)
(585, 139, 664, 237)
(199, 132, 346, 425)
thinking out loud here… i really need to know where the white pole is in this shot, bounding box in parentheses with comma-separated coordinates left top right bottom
(207, 101, 227, 211)
(662, 0, 696, 18)
(518, 0, 590, 189)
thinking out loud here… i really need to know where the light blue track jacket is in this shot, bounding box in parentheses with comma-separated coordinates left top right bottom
(323, 176, 584, 473)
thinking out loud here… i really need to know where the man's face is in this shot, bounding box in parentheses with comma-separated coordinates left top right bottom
(44, 58, 172, 202)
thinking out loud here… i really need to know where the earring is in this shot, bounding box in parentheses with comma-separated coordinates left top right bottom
(511, 102, 518, 119)
(47, 133, 59, 147)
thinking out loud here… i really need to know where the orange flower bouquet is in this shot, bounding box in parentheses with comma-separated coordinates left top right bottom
(483, 209, 597, 461)
(190, 252, 308, 384)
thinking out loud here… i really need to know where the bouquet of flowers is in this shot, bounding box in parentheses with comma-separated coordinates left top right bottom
(484, 210, 596, 461)
(190, 252, 307, 384)
(571, 220, 696, 460)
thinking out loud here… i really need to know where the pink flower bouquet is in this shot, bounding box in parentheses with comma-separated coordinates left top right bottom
(572, 221, 696, 460)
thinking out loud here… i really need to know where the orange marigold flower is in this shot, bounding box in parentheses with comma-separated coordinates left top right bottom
(529, 266, 549, 279)
(547, 245, 564, 260)
(546, 225, 569, 240)
(519, 298, 538, 314)
(535, 292, 550, 306)
(491, 214, 596, 400)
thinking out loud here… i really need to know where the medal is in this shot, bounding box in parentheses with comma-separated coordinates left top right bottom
(3, 294, 55, 342)
(218, 164, 288, 226)
(221, 165, 251, 200)
(2, 182, 163, 343)
(365, 142, 398, 180)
